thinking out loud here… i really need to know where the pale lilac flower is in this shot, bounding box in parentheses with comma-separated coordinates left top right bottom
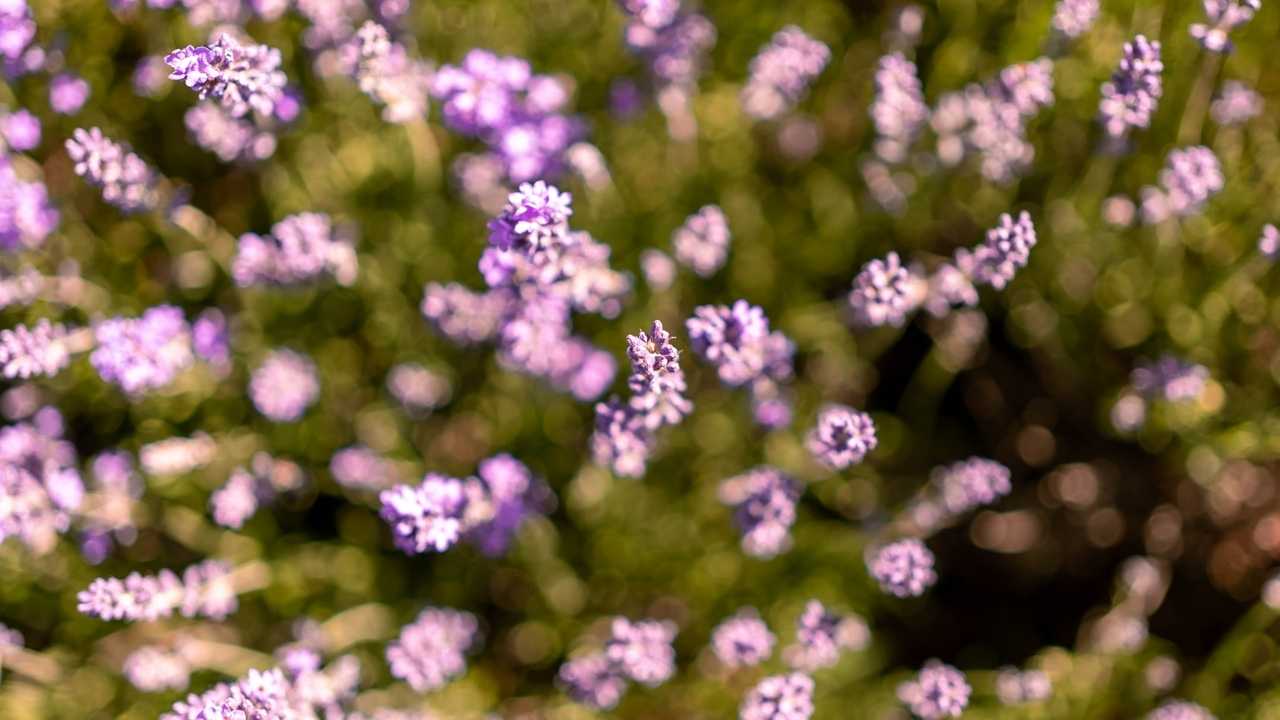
(386, 606, 479, 692)
(133, 56, 171, 97)
(686, 301, 770, 386)
(806, 405, 876, 470)
(995, 667, 1052, 705)
(192, 308, 230, 367)
(1147, 700, 1216, 720)
(621, 6, 716, 89)
(932, 457, 1012, 514)
(712, 609, 775, 668)
(0, 320, 69, 379)
(1259, 224, 1279, 259)
(871, 53, 928, 163)
(604, 617, 678, 686)
(850, 251, 916, 327)
(77, 559, 235, 622)
(163, 667, 293, 720)
(49, 73, 90, 115)
(898, 660, 971, 719)
(957, 211, 1037, 290)
(1, 109, 39, 151)
(718, 466, 801, 558)
(0, 420, 84, 554)
(330, 445, 395, 491)
(1051, 0, 1099, 39)
(740, 672, 815, 720)
(249, 349, 320, 422)
(233, 212, 357, 287)
(386, 362, 451, 414)
(124, 646, 191, 692)
(210, 468, 259, 529)
(869, 539, 937, 597)
(342, 21, 433, 123)
(1098, 35, 1163, 138)
(1132, 355, 1209, 402)
(672, 205, 731, 276)
(641, 249, 677, 290)
(0, 2, 35, 65)
(559, 653, 628, 709)
(65, 127, 159, 213)
(466, 453, 550, 556)
(80, 450, 142, 563)
(1190, 0, 1259, 53)
(185, 102, 278, 162)
(923, 263, 978, 317)
(90, 305, 194, 394)
(1140, 146, 1223, 223)
(420, 283, 509, 345)
(741, 26, 831, 121)
(379, 473, 474, 554)
(139, 433, 216, 476)
(165, 34, 288, 117)
(0, 268, 42, 309)
(1211, 81, 1263, 125)
(0, 160, 58, 250)
(787, 600, 870, 671)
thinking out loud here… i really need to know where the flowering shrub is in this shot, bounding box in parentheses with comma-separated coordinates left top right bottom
(0, 0, 1276, 718)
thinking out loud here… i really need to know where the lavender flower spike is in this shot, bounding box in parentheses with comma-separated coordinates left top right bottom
(871, 53, 928, 163)
(932, 457, 1012, 514)
(672, 205, 731, 277)
(712, 609, 775, 668)
(249, 349, 320, 422)
(379, 473, 474, 554)
(343, 21, 433, 123)
(869, 538, 937, 597)
(1140, 146, 1223, 224)
(958, 211, 1037, 290)
(559, 653, 627, 709)
(1147, 700, 1216, 720)
(719, 466, 802, 558)
(65, 128, 159, 213)
(386, 606, 479, 692)
(741, 26, 831, 120)
(806, 404, 877, 470)
(740, 672, 815, 720)
(1098, 35, 1163, 139)
(90, 305, 193, 394)
(1190, 0, 1260, 53)
(166, 34, 288, 117)
(1051, 0, 1099, 39)
(788, 599, 870, 670)
(0, 320, 70, 379)
(77, 560, 236, 622)
(898, 660, 971, 719)
(849, 251, 917, 327)
(604, 617, 678, 686)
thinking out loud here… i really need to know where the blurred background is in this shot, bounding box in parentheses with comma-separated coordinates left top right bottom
(7, 0, 1280, 717)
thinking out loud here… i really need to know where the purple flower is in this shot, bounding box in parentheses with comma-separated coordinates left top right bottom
(719, 467, 801, 558)
(923, 263, 978, 317)
(618, 0, 680, 30)
(0, 160, 58, 250)
(65, 128, 159, 213)
(49, 73, 90, 115)
(1260, 224, 1280, 260)
(641, 249, 677, 290)
(871, 53, 928, 163)
(0, 421, 84, 555)
(420, 283, 509, 345)
(0, 320, 69, 379)
(1190, 0, 1259, 53)
(250, 349, 320, 422)
(849, 251, 917, 327)
(379, 473, 473, 554)
(899, 660, 971, 719)
(185, 102, 278, 162)
(1141, 146, 1223, 223)
(466, 453, 550, 556)
(559, 653, 628, 709)
(1212, 80, 1262, 126)
(806, 405, 876, 470)
(1098, 35, 1163, 139)
(487, 180, 573, 260)
(165, 34, 288, 117)
(234, 212, 357, 287)
(590, 398, 653, 478)
(1132, 355, 1209, 402)
(995, 667, 1052, 705)
(124, 646, 191, 692)
(711, 609, 775, 668)
(604, 617, 678, 686)
(741, 26, 830, 121)
(77, 559, 235, 622)
(621, 8, 716, 89)
(330, 445, 396, 491)
(192, 308, 230, 367)
(1051, 0, 1098, 39)
(686, 301, 770, 386)
(0, 2, 35, 65)
(210, 468, 259, 529)
(90, 305, 193, 394)
(1147, 701, 1216, 720)
(386, 606, 478, 692)
(740, 672, 815, 720)
(957, 211, 1037, 290)
(386, 362, 451, 414)
(163, 668, 293, 720)
(869, 538, 937, 597)
(133, 56, 171, 97)
(787, 599, 870, 671)
(932, 457, 1012, 514)
(672, 205, 731, 277)
(2, 109, 39, 151)
(342, 21, 432, 123)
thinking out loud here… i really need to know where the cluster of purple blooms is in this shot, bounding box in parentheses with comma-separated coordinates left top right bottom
(740, 672, 816, 720)
(0, 1, 36, 72)
(718, 466, 802, 558)
(0, 156, 58, 251)
(209, 467, 262, 529)
(1141, 146, 1224, 224)
(868, 538, 938, 597)
(233, 212, 358, 287)
(785, 599, 870, 671)
(160, 657, 365, 719)
(957, 210, 1039, 290)
(90, 305, 194, 394)
(64, 127, 159, 213)
(80, 451, 144, 564)
(849, 251, 917, 328)
(1051, 0, 1099, 39)
(249, 349, 320, 422)
(1131, 355, 1210, 403)
(806, 404, 877, 470)
(898, 659, 972, 719)
(686, 300, 796, 427)
(1211, 80, 1263, 126)
(0, 417, 85, 555)
(591, 320, 692, 477)
(871, 53, 929, 164)
(385, 362, 451, 415)
(0, 320, 69, 379)
(741, 26, 831, 121)
(932, 457, 1013, 515)
(340, 20, 432, 123)
(1098, 35, 1163, 140)
(711, 608, 775, 668)
(1190, 0, 1260, 54)
(165, 33, 288, 119)
(76, 559, 236, 622)
(618, 0, 716, 92)
(559, 617, 677, 709)
(385, 606, 478, 692)
(672, 204, 731, 276)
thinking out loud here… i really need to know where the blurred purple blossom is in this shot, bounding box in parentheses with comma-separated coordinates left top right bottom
(995, 667, 1052, 705)
(869, 538, 937, 597)
(1147, 701, 1216, 720)
(0, 158, 58, 250)
(0, 2, 35, 66)
(1051, 0, 1099, 39)
(932, 457, 1012, 514)
(123, 646, 191, 692)
(1, 108, 38, 151)
(1132, 355, 1209, 402)
(91, 305, 193, 394)
(386, 362, 451, 414)
(330, 445, 395, 491)
(849, 251, 917, 327)
(740, 672, 815, 720)
(957, 211, 1037, 290)
(49, 73, 90, 115)
(807, 404, 876, 470)
(210, 468, 259, 529)
(234, 212, 357, 287)
(1212, 80, 1262, 126)
(185, 102, 278, 162)
(341, 20, 433, 123)
(741, 26, 830, 121)
(718, 466, 801, 558)
(192, 308, 230, 368)
(77, 559, 236, 622)
(559, 653, 628, 709)
(1190, 0, 1259, 53)
(673, 204, 731, 277)
(620, 2, 716, 90)
(1259, 224, 1279, 260)
(133, 56, 171, 97)
(787, 599, 870, 671)
(65, 127, 159, 213)
(711, 609, 775, 668)
(249, 349, 320, 422)
(0, 320, 69, 379)
(871, 53, 928, 163)
(898, 660, 971, 719)
(386, 606, 478, 692)
(1141, 146, 1223, 223)
(0, 419, 84, 554)
(605, 616, 678, 685)
(466, 453, 551, 556)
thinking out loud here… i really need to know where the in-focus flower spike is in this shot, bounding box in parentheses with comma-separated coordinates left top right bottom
(77, 559, 236, 622)
(558, 653, 627, 710)
(1259, 224, 1279, 260)
(162, 667, 293, 719)
(65, 128, 159, 213)
(870, 53, 929, 163)
(1140, 146, 1223, 224)
(165, 33, 288, 117)
(1211, 80, 1262, 126)
(741, 26, 830, 121)
(898, 660, 971, 719)
(1098, 35, 1163, 139)
(785, 599, 870, 671)
(487, 180, 573, 260)
(90, 305, 193, 394)
(932, 457, 1012, 514)
(1147, 700, 1216, 720)
(342, 20, 433, 123)
(250, 349, 320, 422)
(672, 205, 731, 277)
(957, 211, 1037, 290)
(740, 672, 815, 720)
(849, 251, 917, 327)
(718, 467, 802, 558)
(234, 212, 358, 287)
(0, 320, 70, 379)
(869, 538, 937, 597)
(806, 404, 876, 470)
(210, 468, 260, 529)
(385, 606, 479, 692)
(1190, 0, 1260, 53)
(712, 608, 775, 668)
(1131, 355, 1209, 402)
(1051, 0, 1099, 38)
(124, 646, 192, 692)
